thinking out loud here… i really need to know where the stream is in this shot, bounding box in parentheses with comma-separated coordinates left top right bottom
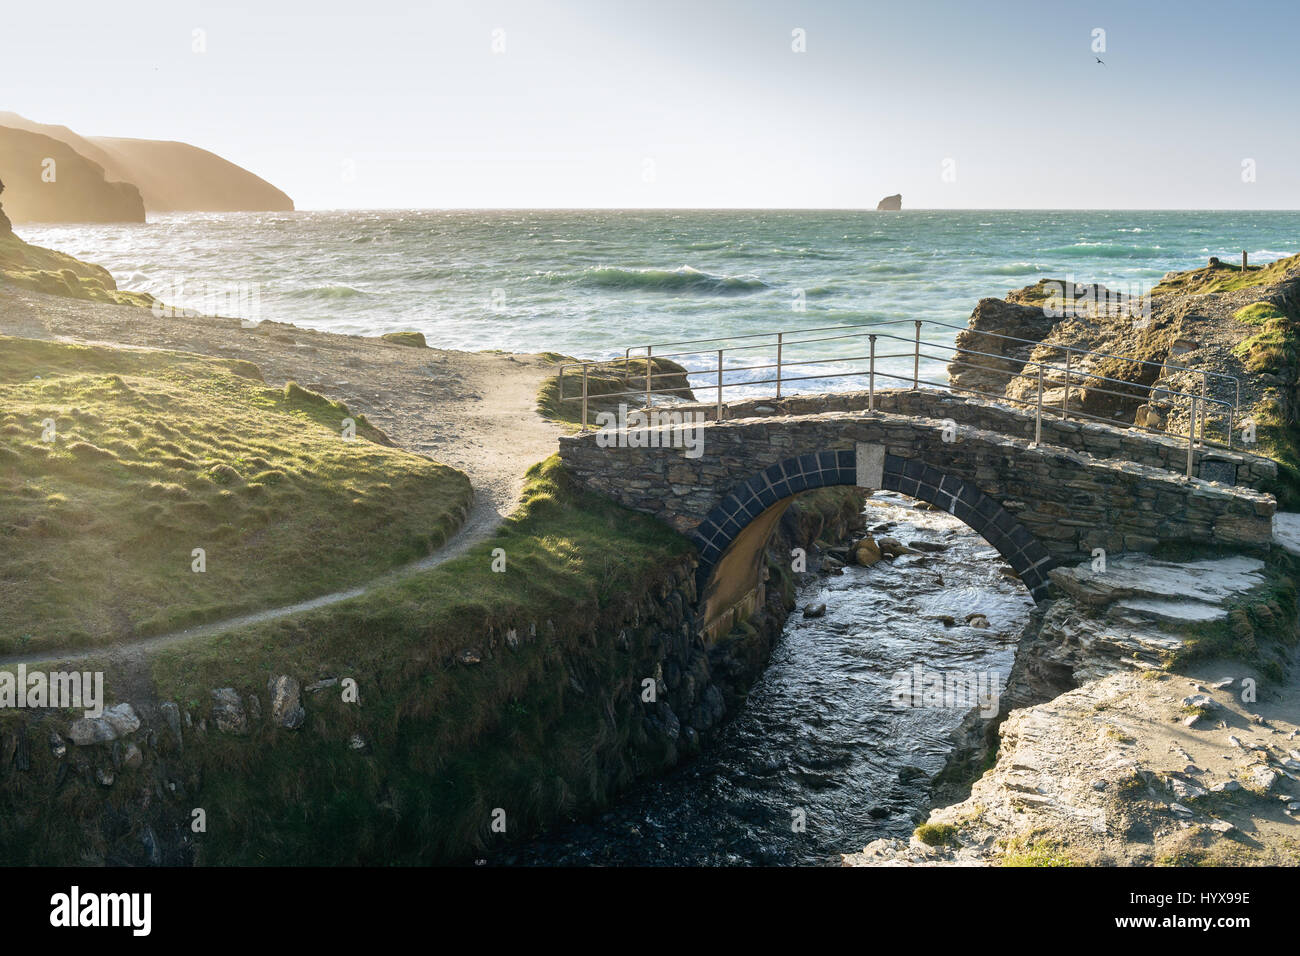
(508, 491, 1036, 866)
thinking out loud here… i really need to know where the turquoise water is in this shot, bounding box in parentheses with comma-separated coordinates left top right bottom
(19, 209, 1300, 392)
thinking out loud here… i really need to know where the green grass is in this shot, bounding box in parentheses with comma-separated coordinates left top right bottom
(114, 455, 696, 864)
(1152, 253, 1300, 296)
(0, 336, 472, 654)
(1233, 302, 1286, 325)
(380, 331, 427, 348)
(0, 233, 155, 308)
(914, 822, 959, 847)
(999, 834, 1079, 867)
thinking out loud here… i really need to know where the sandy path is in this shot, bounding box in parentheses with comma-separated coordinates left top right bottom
(0, 284, 564, 664)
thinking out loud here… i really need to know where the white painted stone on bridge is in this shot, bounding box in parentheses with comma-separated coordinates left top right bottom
(856, 442, 885, 490)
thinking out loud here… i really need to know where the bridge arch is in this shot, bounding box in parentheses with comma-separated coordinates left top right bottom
(689, 448, 1054, 639)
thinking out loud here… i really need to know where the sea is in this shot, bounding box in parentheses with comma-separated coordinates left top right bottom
(18, 209, 1300, 398)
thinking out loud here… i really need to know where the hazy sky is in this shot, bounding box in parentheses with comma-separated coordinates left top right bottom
(4, 0, 1297, 209)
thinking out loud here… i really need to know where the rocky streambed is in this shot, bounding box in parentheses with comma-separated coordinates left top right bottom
(846, 546, 1300, 866)
(508, 491, 1037, 865)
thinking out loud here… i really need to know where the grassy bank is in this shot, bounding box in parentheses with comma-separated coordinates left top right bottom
(0, 232, 155, 308)
(79, 455, 695, 864)
(0, 336, 472, 654)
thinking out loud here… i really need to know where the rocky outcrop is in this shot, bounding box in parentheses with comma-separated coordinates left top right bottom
(0, 177, 10, 233)
(876, 193, 902, 211)
(947, 262, 1300, 475)
(0, 126, 145, 223)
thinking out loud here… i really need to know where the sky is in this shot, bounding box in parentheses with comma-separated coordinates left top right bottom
(2, 0, 1298, 209)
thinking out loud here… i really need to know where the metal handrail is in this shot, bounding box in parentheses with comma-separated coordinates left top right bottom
(560, 318, 1246, 474)
(623, 316, 1243, 390)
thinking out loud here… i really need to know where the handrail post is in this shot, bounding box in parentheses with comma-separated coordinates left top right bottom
(581, 364, 589, 432)
(1034, 365, 1043, 445)
(645, 345, 653, 409)
(1062, 351, 1071, 418)
(1187, 395, 1198, 479)
(868, 334, 877, 411)
(912, 320, 921, 389)
(1199, 376, 1207, 448)
(716, 349, 724, 421)
(776, 332, 783, 399)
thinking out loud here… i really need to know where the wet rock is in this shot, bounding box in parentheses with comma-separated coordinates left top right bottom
(160, 701, 183, 752)
(802, 603, 827, 619)
(103, 703, 140, 737)
(908, 541, 950, 553)
(68, 717, 118, 746)
(95, 767, 115, 788)
(121, 743, 143, 770)
(853, 536, 882, 566)
(48, 731, 66, 760)
(965, 613, 991, 629)
(268, 675, 305, 730)
(211, 688, 249, 735)
(877, 536, 918, 558)
(12, 728, 29, 771)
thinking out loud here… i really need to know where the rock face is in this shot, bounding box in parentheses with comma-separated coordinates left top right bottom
(946, 261, 1300, 449)
(876, 193, 902, 211)
(845, 551, 1300, 867)
(268, 675, 306, 730)
(0, 112, 293, 216)
(211, 688, 249, 735)
(0, 127, 145, 223)
(0, 177, 10, 233)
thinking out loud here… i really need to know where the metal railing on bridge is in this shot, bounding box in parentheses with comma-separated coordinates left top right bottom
(557, 318, 1243, 478)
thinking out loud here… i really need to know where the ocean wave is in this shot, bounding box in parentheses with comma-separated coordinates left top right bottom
(285, 285, 372, 300)
(1039, 243, 1164, 259)
(566, 265, 769, 294)
(982, 262, 1047, 276)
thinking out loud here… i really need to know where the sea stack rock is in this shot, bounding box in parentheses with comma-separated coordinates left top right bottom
(876, 193, 902, 211)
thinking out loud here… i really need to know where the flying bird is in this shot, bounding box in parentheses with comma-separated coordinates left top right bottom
(1095, 56, 1106, 66)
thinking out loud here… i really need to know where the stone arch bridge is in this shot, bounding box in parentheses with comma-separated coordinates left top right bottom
(559, 390, 1277, 640)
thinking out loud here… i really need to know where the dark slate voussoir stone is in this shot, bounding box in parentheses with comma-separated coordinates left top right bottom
(881, 471, 902, 492)
(903, 458, 925, 479)
(992, 509, 1017, 534)
(817, 450, 838, 472)
(975, 496, 999, 520)
(1007, 524, 1034, 552)
(798, 453, 820, 476)
(884, 454, 904, 474)
(836, 449, 855, 471)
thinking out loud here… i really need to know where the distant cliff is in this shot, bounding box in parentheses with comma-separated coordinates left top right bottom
(876, 194, 902, 211)
(0, 126, 145, 223)
(0, 113, 293, 216)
